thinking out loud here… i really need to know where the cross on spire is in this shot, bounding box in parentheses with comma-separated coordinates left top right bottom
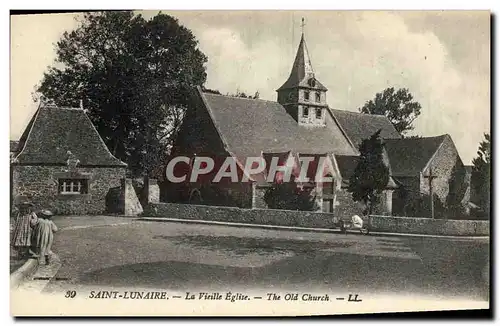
(301, 17, 306, 34)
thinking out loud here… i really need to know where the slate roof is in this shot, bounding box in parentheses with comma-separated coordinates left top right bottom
(198, 89, 356, 164)
(384, 135, 449, 177)
(10, 140, 19, 153)
(335, 152, 398, 189)
(331, 109, 402, 148)
(334, 155, 359, 187)
(14, 105, 126, 166)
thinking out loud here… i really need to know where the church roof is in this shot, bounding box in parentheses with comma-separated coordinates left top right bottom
(277, 34, 327, 91)
(10, 140, 19, 153)
(335, 150, 398, 189)
(14, 105, 126, 167)
(384, 135, 449, 177)
(198, 88, 356, 162)
(330, 109, 402, 149)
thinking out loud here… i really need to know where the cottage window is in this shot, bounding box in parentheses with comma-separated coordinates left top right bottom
(315, 108, 322, 119)
(315, 92, 321, 102)
(302, 106, 309, 118)
(59, 179, 88, 194)
(304, 91, 310, 101)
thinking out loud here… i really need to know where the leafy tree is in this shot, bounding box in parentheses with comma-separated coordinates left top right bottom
(264, 175, 318, 211)
(348, 129, 390, 214)
(471, 133, 491, 216)
(359, 87, 422, 135)
(227, 90, 260, 99)
(36, 11, 208, 177)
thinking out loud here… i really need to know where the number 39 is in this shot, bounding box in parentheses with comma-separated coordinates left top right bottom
(65, 290, 77, 298)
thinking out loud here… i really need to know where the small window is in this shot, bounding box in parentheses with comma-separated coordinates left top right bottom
(315, 108, 322, 119)
(304, 91, 310, 101)
(59, 179, 88, 195)
(302, 106, 309, 118)
(315, 92, 321, 102)
(308, 78, 316, 87)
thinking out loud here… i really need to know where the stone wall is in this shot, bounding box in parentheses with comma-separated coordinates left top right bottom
(420, 135, 464, 204)
(368, 215, 489, 236)
(144, 202, 340, 228)
(143, 202, 489, 236)
(252, 184, 269, 209)
(12, 165, 126, 215)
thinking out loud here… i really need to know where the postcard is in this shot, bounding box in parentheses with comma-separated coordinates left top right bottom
(10, 10, 490, 316)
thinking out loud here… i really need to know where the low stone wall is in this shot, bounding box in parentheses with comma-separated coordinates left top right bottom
(368, 215, 490, 236)
(144, 203, 490, 236)
(144, 202, 340, 229)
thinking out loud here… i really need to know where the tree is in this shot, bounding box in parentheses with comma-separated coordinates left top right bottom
(227, 90, 260, 99)
(264, 175, 318, 211)
(359, 87, 422, 135)
(347, 129, 390, 214)
(471, 133, 491, 216)
(36, 11, 208, 177)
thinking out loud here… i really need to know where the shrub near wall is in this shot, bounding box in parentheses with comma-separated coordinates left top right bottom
(144, 202, 340, 229)
(368, 215, 490, 236)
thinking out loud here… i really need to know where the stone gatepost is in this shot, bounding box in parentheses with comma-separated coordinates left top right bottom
(375, 190, 393, 216)
(120, 178, 143, 216)
(142, 177, 160, 206)
(252, 183, 269, 209)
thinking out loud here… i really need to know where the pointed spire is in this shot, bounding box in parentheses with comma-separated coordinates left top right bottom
(277, 18, 325, 91)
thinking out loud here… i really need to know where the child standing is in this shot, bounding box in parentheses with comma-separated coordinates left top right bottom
(31, 210, 58, 265)
(11, 199, 38, 258)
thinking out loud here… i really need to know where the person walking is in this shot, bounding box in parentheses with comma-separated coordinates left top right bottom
(11, 199, 38, 258)
(31, 210, 58, 265)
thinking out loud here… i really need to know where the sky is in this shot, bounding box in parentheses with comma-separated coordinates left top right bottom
(10, 11, 490, 164)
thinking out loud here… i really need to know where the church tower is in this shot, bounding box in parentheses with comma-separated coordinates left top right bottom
(277, 20, 328, 127)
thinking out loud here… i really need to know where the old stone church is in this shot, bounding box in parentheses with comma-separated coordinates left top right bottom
(10, 31, 470, 219)
(167, 32, 470, 218)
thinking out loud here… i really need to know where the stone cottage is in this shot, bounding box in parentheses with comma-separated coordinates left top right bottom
(11, 104, 128, 215)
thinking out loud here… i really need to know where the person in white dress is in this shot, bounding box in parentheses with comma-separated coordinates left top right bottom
(351, 214, 364, 229)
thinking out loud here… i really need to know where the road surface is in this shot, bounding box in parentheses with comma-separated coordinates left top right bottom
(33, 217, 489, 302)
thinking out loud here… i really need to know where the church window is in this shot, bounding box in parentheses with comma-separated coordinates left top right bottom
(323, 176, 334, 195)
(308, 78, 316, 87)
(304, 91, 310, 101)
(315, 108, 322, 119)
(59, 179, 89, 194)
(315, 92, 321, 102)
(302, 106, 309, 118)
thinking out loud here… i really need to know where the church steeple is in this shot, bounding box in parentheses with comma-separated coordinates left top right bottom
(277, 18, 328, 127)
(277, 33, 316, 91)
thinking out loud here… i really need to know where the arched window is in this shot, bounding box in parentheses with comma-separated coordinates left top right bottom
(315, 92, 321, 102)
(323, 175, 334, 196)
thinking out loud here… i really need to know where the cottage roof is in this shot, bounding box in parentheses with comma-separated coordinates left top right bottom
(14, 105, 126, 166)
(384, 135, 449, 177)
(330, 109, 402, 148)
(10, 140, 19, 153)
(198, 89, 356, 163)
